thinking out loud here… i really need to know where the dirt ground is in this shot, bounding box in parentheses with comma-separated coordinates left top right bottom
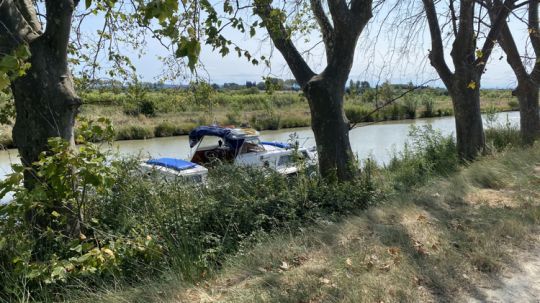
(467, 238, 540, 303)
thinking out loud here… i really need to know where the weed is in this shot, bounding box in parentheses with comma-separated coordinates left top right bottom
(115, 125, 155, 140)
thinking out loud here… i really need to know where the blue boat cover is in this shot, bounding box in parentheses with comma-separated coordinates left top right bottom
(189, 126, 233, 147)
(261, 141, 291, 149)
(188, 126, 260, 153)
(146, 158, 196, 171)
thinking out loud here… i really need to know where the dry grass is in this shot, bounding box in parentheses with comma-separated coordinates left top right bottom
(70, 146, 540, 303)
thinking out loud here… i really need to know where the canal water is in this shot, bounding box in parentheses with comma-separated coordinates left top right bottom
(0, 111, 520, 178)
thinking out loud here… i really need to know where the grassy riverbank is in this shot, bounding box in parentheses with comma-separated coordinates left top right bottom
(69, 134, 540, 303)
(0, 123, 527, 302)
(0, 87, 518, 148)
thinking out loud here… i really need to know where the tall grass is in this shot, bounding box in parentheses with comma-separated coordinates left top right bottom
(386, 125, 459, 190)
(485, 115, 521, 151)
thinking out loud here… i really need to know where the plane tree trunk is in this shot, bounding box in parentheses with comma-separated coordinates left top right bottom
(514, 81, 540, 144)
(12, 37, 81, 189)
(489, 0, 540, 145)
(1, 0, 81, 239)
(304, 75, 355, 181)
(422, 0, 513, 160)
(449, 75, 485, 160)
(255, 0, 372, 181)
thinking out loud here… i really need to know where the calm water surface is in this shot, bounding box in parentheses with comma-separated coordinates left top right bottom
(0, 111, 520, 178)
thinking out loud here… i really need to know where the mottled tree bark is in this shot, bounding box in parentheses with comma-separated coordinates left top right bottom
(449, 77, 485, 160)
(255, 0, 372, 181)
(489, 0, 540, 145)
(305, 75, 355, 181)
(514, 81, 540, 144)
(422, 0, 513, 160)
(1, 0, 81, 239)
(12, 39, 81, 189)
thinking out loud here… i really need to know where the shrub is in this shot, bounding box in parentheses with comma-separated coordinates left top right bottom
(0, 119, 160, 301)
(401, 95, 417, 119)
(138, 100, 157, 117)
(0, 152, 379, 301)
(387, 125, 458, 190)
(507, 99, 519, 110)
(280, 116, 310, 128)
(389, 103, 401, 120)
(225, 110, 243, 125)
(154, 122, 195, 137)
(420, 97, 435, 118)
(437, 108, 453, 117)
(123, 100, 157, 117)
(115, 125, 155, 140)
(251, 114, 281, 130)
(344, 104, 373, 123)
(485, 118, 521, 151)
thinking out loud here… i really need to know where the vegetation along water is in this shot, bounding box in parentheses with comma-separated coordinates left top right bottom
(0, 0, 539, 302)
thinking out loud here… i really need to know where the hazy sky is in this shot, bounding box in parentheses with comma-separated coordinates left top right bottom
(78, 2, 531, 89)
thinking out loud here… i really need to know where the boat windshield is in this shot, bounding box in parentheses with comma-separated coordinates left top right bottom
(196, 136, 223, 150)
(239, 137, 265, 154)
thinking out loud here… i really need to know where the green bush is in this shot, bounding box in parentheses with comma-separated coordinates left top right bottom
(250, 113, 281, 130)
(401, 95, 418, 119)
(387, 125, 458, 190)
(485, 119, 521, 151)
(115, 125, 155, 140)
(420, 97, 435, 118)
(225, 110, 243, 125)
(344, 104, 373, 123)
(280, 116, 310, 128)
(437, 108, 453, 117)
(123, 99, 157, 117)
(0, 119, 156, 301)
(154, 122, 195, 137)
(138, 100, 157, 117)
(0, 147, 378, 301)
(507, 99, 519, 110)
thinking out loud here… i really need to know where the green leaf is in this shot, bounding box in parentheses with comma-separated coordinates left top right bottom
(175, 36, 201, 71)
(14, 44, 31, 59)
(51, 266, 67, 280)
(0, 56, 18, 71)
(85, 0, 92, 9)
(0, 73, 9, 91)
(26, 269, 42, 279)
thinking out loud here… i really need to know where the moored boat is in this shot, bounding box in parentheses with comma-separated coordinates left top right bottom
(188, 125, 318, 176)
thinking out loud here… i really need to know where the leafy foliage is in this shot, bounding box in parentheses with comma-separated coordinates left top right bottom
(0, 118, 159, 300)
(0, 139, 378, 301)
(387, 125, 458, 190)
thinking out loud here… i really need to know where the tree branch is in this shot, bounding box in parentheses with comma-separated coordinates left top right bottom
(0, 0, 40, 52)
(349, 78, 439, 130)
(421, 0, 454, 87)
(310, 0, 335, 63)
(475, 0, 515, 72)
(44, 0, 76, 67)
(487, 0, 528, 80)
(254, 2, 315, 87)
(528, 0, 540, 81)
(450, 0, 475, 69)
(327, 0, 350, 28)
(349, 0, 374, 32)
(15, 0, 42, 34)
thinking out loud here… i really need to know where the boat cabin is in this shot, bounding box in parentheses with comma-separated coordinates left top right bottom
(189, 126, 272, 165)
(188, 126, 317, 174)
